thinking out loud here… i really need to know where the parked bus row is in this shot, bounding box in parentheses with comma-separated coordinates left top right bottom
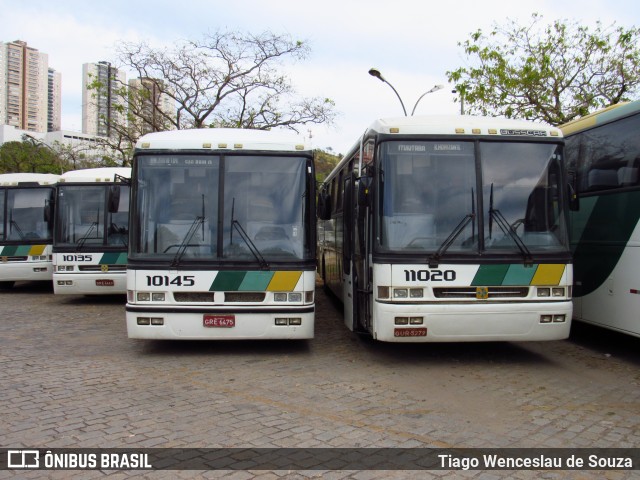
(1, 102, 639, 341)
(0, 169, 130, 294)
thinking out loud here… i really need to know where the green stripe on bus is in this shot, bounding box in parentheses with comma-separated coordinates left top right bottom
(15, 245, 32, 256)
(238, 271, 274, 291)
(471, 264, 510, 286)
(502, 264, 537, 285)
(99, 252, 127, 264)
(0, 246, 18, 256)
(210, 271, 247, 291)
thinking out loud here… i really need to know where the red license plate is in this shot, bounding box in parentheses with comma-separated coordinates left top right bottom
(203, 315, 235, 328)
(95, 279, 115, 286)
(394, 327, 427, 337)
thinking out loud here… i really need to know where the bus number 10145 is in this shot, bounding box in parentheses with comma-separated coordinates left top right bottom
(145, 275, 195, 287)
(404, 269, 456, 282)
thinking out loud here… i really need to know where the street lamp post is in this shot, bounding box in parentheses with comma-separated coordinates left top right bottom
(368, 68, 407, 116)
(369, 68, 444, 117)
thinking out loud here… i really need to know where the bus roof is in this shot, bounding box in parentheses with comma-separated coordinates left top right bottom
(134, 128, 311, 153)
(0, 173, 60, 186)
(560, 100, 640, 136)
(59, 167, 131, 183)
(366, 115, 562, 138)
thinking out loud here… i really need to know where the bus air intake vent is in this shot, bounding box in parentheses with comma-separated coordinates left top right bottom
(174, 292, 216, 302)
(224, 292, 266, 303)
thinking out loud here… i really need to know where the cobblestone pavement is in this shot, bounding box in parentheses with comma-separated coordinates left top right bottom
(1, 279, 639, 479)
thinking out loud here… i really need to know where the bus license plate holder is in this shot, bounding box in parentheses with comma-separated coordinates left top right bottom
(203, 314, 235, 328)
(394, 327, 427, 338)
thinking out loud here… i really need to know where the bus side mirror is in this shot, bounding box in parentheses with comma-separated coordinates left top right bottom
(317, 191, 332, 220)
(108, 185, 121, 213)
(357, 177, 372, 207)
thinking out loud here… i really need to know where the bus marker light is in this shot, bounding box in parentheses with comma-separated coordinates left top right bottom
(305, 291, 314, 303)
(377, 286, 390, 299)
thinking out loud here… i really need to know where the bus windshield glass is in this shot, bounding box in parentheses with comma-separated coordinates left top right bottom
(132, 154, 311, 262)
(55, 185, 130, 248)
(2, 187, 54, 242)
(377, 140, 569, 256)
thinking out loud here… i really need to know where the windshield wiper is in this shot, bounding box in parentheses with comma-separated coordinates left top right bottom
(171, 195, 206, 268)
(229, 197, 269, 270)
(428, 213, 474, 268)
(488, 184, 533, 264)
(9, 211, 25, 240)
(77, 208, 101, 251)
(428, 188, 476, 268)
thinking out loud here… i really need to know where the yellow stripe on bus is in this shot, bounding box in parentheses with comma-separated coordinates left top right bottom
(531, 264, 565, 286)
(266, 271, 302, 291)
(28, 245, 47, 255)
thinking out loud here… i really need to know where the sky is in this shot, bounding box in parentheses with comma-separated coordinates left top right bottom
(2, 0, 640, 155)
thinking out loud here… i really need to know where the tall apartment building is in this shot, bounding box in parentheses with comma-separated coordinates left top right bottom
(82, 61, 126, 137)
(128, 77, 176, 135)
(0, 40, 57, 133)
(48, 68, 62, 132)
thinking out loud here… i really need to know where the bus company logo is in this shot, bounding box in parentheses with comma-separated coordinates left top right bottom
(476, 287, 489, 300)
(7, 450, 39, 468)
(101, 264, 109, 272)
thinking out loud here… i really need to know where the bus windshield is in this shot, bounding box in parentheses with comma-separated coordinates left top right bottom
(377, 140, 569, 256)
(55, 185, 130, 248)
(1, 187, 54, 242)
(132, 154, 311, 263)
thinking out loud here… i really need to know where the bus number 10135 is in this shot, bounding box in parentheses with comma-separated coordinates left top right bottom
(404, 269, 456, 282)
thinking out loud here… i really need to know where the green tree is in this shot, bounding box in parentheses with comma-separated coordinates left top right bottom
(447, 14, 640, 124)
(314, 148, 341, 183)
(88, 30, 337, 164)
(0, 139, 61, 174)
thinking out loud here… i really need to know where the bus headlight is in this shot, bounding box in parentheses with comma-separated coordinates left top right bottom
(552, 287, 565, 297)
(393, 288, 408, 299)
(137, 292, 151, 301)
(537, 287, 551, 297)
(152, 292, 166, 301)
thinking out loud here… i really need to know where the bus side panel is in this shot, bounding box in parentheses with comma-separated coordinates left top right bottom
(578, 236, 640, 338)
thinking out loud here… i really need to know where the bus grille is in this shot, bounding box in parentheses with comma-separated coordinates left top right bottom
(224, 292, 266, 302)
(174, 292, 216, 302)
(79, 265, 127, 272)
(433, 286, 530, 299)
(0, 256, 28, 262)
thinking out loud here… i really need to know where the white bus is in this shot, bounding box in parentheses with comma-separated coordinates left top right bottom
(126, 128, 316, 340)
(562, 100, 640, 338)
(0, 172, 60, 288)
(317, 115, 573, 342)
(52, 168, 131, 295)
